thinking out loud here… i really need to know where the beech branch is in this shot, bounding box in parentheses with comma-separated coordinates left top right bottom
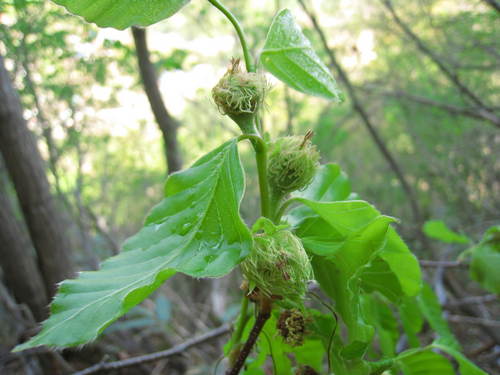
(380, 0, 500, 129)
(363, 86, 499, 124)
(72, 324, 230, 375)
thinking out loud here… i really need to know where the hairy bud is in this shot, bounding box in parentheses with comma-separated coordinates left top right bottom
(212, 58, 267, 134)
(277, 309, 307, 346)
(241, 229, 312, 307)
(267, 131, 320, 196)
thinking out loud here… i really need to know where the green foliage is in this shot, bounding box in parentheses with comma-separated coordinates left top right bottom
(260, 9, 344, 102)
(397, 349, 455, 375)
(423, 220, 470, 244)
(395, 341, 487, 375)
(466, 226, 500, 294)
(53, 0, 190, 29)
(14, 139, 251, 350)
(10, 1, 492, 373)
(416, 283, 460, 350)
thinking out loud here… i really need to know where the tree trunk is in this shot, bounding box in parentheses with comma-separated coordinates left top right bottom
(0, 54, 74, 297)
(132, 27, 183, 175)
(0, 164, 48, 321)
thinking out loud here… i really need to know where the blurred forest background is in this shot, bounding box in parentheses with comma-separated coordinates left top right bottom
(0, 0, 498, 374)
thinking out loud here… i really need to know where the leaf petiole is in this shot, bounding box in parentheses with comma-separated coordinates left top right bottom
(238, 134, 271, 219)
(207, 0, 254, 72)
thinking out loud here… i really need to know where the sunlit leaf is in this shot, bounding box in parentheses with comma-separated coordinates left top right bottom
(15, 139, 251, 350)
(52, 0, 190, 29)
(260, 9, 343, 101)
(287, 163, 351, 227)
(293, 164, 351, 202)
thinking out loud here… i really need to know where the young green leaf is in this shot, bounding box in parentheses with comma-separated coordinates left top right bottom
(289, 199, 421, 358)
(468, 225, 500, 294)
(295, 200, 421, 298)
(52, 0, 190, 29)
(423, 220, 470, 244)
(287, 163, 351, 227)
(432, 342, 488, 375)
(293, 164, 351, 202)
(260, 9, 343, 101)
(361, 295, 399, 358)
(398, 297, 423, 348)
(15, 139, 251, 350)
(417, 283, 461, 351)
(396, 349, 455, 375)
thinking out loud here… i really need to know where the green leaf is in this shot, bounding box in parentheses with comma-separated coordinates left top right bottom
(293, 164, 351, 202)
(260, 9, 343, 101)
(468, 225, 500, 294)
(399, 297, 423, 348)
(417, 283, 460, 351)
(52, 0, 190, 29)
(379, 227, 422, 297)
(361, 295, 398, 358)
(290, 199, 422, 359)
(432, 342, 488, 375)
(360, 257, 404, 303)
(287, 163, 351, 227)
(296, 200, 421, 298)
(396, 349, 455, 375)
(15, 139, 251, 350)
(423, 220, 470, 244)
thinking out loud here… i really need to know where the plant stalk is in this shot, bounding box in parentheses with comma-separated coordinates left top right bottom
(228, 295, 250, 365)
(207, 0, 255, 72)
(238, 135, 271, 219)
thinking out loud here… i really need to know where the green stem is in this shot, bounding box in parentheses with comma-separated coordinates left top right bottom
(207, 0, 255, 72)
(273, 197, 299, 223)
(238, 135, 271, 219)
(230, 296, 249, 357)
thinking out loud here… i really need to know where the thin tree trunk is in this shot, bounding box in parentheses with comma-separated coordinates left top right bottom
(482, 0, 500, 14)
(0, 54, 74, 297)
(298, 0, 423, 227)
(0, 163, 48, 321)
(132, 27, 183, 174)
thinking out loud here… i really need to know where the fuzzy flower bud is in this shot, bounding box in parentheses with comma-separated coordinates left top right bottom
(212, 58, 267, 134)
(267, 131, 320, 196)
(241, 228, 312, 307)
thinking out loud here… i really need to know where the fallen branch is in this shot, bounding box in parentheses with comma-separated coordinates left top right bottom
(72, 324, 230, 375)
